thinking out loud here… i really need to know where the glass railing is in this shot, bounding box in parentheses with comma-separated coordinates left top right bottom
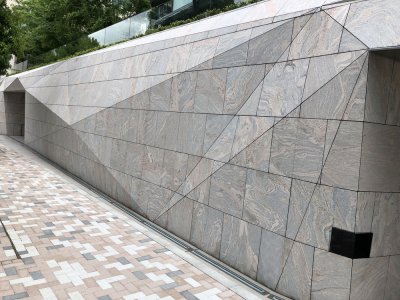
(21, 0, 238, 70)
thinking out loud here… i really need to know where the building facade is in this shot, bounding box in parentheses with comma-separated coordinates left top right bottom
(0, 0, 399, 299)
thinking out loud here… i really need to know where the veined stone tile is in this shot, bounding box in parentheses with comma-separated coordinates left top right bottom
(302, 51, 365, 101)
(144, 182, 174, 221)
(323, 120, 340, 163)
(339, 29, 368, 52)
(141, 146, 164, 186)
(187, 177, 210, 204)
(131, 90, 151, 110)
(131, 177, 147, 216)
(204, 117, 238, 163)
(170, 72, 197, 113)
(386, 54, 400, 126)
(224, 65, 265, 115)
(350, 257, 389, 300)
(209, 164, 246, 218)
(213, 29, 251, 68)
(203, 115, 233, 154)
(243, 170, 291, 235)
(257, 229, 293, 289)
(321, 121, 363, 191)
(296, 185, 357, 250)
(177, 113, 206, 156)
(344, 0, 400, 48)
(230, 128, 273, 173)
(220, 215, 261, 279)
(125, 142, 144, 178)
(190, 203, 223, 258)
(257, 59, 309, 117)
(187, 37, 219, 70)
(355, 192, 375, 233)
(247, 20, 293, 65)
(311, 249, 352, 300)
(149, 79, 172, 111)
(276, 241, 314, 300)
(370, 193, 400, 257)
(286, 179, 315, 239)
(165, 43, 192, 74)
(155, 112, 179, 151)
(142, 110, 158, 147)
(324, 4, 350, 26)
(364, 52, 394, 124)
(194, 68, 227, 114)
(270, 118, 326, 183)
(289, 11, 342, 60)
(231, 116, 274, 159)
(359, 123, 400, 192)
(343, 55, 368, 121)
(301, 53, 366, 119)
(110, 139, 128, 173)
(160, 151, 188, 191)
(237, 64, 274, 116)
(207, 24, 237, 38)
(167, 197, 193, 241)
(385, 255, 400, 300)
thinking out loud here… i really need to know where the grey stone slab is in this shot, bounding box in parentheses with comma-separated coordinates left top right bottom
(141, 146, 164, 186)
(3, 292, 29, 300)
(155, 112, 179, 151)
(213, 43, 249, 69)
(161, 151, 188, 191)
(231, 116, 274, 159)
(276, 241, 314, 300)
(187, 177, 210, 204)
(364, 52, 394, 124)
(350, 257, 389, 300)
(149, 79, 172, 111)
(243, 170, 291, 235)
(224, 65, 265, 115)
(289, 11, 342, 60)
(220, 215, 261, 279)
(296, 185, 357, 250)
(237, 76, 265, 116)
(270, 118, 326, 183)
(324, 4, 349, 26)
(230, 129, 273, 173)
(343, 56, 368, 121)
(190, 203, 223, 258)
(144, 182, 173, 221)
(302, 51, 365, 101)
(344, 0, 400, 48)
(110, 139, 128, 172)
(209, 164, 246, 218)
(194, 68, 227, 114)
(167, 197, 193, 241)
(170, 72, 197, 113)
(359, 123, 400, 192)
(125, 142, 144, 178)
(370, 193, 400, 257)
(323, 120, 340, 163)
(384, 255, 400, 300)
(386, 54, 400, 126)
(311, 249, 352, 300)
(203, 115, 233, 154)
(257, 228, 293, 290)
(142, 110, 158, 146)
(301, 53, 366, 119)
(258, 59, 309, 117)
(321, 121, 363, 191)
(355, 192, 375, 233)
(286, 179, 315, 239)
(131, 90, 150, 110)
(187, 37, 219, 70)
(247, 20, 293, 65)
(339, 29, 367, 52)
(204, 117, 238, 162)
(5, 267, 17, 276)
(177, 113, 206, 156)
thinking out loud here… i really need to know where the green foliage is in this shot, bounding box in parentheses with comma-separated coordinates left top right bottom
(12, 0, 151, 60)
(0, 0, 14, 75)
(24, 0, 261, 72)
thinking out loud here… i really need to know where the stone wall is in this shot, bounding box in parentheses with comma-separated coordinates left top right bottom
(1, 0, 400, 299)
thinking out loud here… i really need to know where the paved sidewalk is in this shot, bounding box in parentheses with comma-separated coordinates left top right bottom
(0, 136, 273, 300)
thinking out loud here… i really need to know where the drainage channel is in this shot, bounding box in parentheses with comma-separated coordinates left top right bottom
(8, 137, 285, 299)
(0, 218, 21, 260)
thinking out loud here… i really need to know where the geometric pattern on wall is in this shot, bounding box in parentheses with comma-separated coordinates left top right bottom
(1, 1, 400, 299)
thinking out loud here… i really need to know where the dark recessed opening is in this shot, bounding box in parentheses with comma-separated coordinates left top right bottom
(329, 227, 373, 259)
